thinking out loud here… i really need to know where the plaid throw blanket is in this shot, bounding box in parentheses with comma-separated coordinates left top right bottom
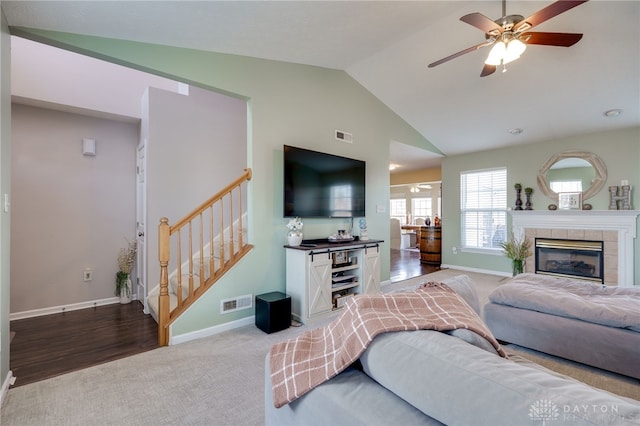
(269, 282, 507, 408)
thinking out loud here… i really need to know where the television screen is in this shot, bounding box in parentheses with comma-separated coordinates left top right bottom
(284, 145, 366, 218)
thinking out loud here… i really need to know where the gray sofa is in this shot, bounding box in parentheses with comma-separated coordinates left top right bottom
(484, 273, 640, 379)
(265, 275, 640, 425)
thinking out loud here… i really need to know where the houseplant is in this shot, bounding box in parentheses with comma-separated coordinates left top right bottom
(500, 232, 531, 276)
(115, 239, 137, 304)
(286, 217, 304, 246)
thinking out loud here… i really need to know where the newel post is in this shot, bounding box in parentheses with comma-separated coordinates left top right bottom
(158, 217, 170, 346)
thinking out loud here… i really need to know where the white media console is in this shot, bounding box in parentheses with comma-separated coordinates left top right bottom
(285, 239, 383, 323)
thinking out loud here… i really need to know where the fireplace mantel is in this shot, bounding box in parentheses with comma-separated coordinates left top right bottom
(509, 210, 639, 286)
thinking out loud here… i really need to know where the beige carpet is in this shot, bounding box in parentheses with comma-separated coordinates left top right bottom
(505, 346, 640, 401)
(1, 269, 638, 425)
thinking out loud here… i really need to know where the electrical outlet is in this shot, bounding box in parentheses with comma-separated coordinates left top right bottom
(83, 269, 93, 282)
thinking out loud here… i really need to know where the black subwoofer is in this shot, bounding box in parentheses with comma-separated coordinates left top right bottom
(255, 292, 291, 334)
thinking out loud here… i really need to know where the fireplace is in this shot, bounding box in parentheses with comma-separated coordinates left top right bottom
(509, 210, 638, 287)
(535, 238, 604, 283)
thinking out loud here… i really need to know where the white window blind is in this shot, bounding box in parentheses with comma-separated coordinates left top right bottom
(460, 168, 507, 250)
(389, 199, 407, 224)
(411, 197, 432, 221)
(550, 180, 582, 193)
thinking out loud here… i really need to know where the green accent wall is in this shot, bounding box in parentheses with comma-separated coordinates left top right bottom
(9, 27, 443, 337)
(0, 11, 11, 385)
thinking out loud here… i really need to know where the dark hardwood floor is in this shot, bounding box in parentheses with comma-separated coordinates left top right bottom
(10, 301, 158, 387)
(9, 252, 431, 387)
(390, 248, 440, 282)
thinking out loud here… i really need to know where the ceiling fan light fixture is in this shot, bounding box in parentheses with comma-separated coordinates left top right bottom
(486, 37, 526, 66)
(505, 38, 526, 61)
(485, 41, 506, 65)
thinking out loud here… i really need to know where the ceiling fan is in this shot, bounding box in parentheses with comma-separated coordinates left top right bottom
(428, 0, 588, 77)
(409, 183, 433, 193)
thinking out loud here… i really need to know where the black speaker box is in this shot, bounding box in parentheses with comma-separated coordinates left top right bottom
(255, 292, 291, 334)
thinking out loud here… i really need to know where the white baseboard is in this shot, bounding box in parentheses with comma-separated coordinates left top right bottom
(169, 315, 255, 345)
(9, 296, 139, 321)
(440, 264, 511, 278)
(0, 370, 15, 406)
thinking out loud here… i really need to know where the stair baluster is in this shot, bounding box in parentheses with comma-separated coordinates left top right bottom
(156, 168, 253, 346)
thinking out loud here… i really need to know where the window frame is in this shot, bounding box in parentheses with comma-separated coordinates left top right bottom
(460, 167, 507, 254)
(389, 198, 407, 225)
(411, 197, 432, 221)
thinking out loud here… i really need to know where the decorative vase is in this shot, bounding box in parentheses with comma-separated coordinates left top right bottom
(515, 188, 523, 210)
(119, 275, 132, 304)
(512, 259, 524, 277)
(287, 230, 303, 247)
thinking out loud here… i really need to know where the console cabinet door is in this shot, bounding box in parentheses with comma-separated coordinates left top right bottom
(362, 247, 381, 294)
(308, 254, 333, 316)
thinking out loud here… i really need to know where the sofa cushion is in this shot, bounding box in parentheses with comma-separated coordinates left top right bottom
(444, 328, 499, 354)
(387, 274, 482, 315)
(360, 330, 640, 426)
(439, 274, 482, 315)
(265, 358, 444, 426)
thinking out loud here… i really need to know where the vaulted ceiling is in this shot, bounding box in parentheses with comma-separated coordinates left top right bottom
(3, 1, 639, 171)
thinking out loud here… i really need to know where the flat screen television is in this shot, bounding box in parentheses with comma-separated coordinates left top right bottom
(284, 145, 366, 218)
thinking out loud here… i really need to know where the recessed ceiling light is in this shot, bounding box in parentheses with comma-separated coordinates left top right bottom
(389, 163, 399, 171)
(508, 128, 523, 135)
(603, 109, 623, 118)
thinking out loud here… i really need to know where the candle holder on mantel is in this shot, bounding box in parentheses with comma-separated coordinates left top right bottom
(608, 185, 633, 210)
(514, 183, 523, 210)
(524, 187, 533, 210)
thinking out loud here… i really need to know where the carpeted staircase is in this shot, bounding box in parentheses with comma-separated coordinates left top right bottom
(147, 232, 247, 323)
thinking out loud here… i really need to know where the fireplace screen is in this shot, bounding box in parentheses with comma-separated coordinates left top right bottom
(535, 238, 604, 283)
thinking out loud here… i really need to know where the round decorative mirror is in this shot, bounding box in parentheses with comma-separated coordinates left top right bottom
(537, 151, 607, 201)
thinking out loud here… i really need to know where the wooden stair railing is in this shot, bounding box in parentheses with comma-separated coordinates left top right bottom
(157, 168, 253, 346)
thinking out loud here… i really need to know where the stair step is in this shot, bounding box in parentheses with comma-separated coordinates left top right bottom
(147, 291, 177, 323)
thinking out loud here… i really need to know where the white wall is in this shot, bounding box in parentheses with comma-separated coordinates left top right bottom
(10, 104, 138, 313)
(142, 86, 247, 299)
(11, 36, 180, 120)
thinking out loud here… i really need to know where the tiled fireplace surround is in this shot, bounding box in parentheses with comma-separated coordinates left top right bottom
(509, 210, 639, 287)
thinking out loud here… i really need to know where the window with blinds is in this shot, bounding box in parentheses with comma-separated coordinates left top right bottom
(550, 180, 582, 193)
(389, 199, 407, 224)
(411, 198, 432, 220)
(460, 168, 507, 250)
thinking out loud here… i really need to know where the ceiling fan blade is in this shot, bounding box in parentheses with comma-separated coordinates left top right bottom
(523, 32, 584, 47)
(460, 13, 503, 35)
(428, 41, 493, 68)
(514, 0, 589, 32)
(480, 64, 497, 77)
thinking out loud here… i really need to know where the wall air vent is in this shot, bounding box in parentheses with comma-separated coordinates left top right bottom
(335, 129, 353, 143)
(220, 294, 253, 314)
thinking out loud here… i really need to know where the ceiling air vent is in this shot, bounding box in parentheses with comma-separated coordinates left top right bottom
(335, 129, 353, 143)
(220, 294, 253, 314)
